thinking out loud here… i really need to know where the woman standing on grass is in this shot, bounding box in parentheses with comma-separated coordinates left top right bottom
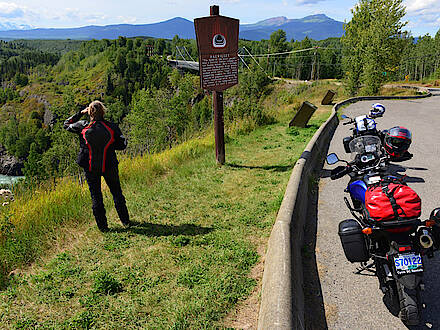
(63, 100, 131, 232)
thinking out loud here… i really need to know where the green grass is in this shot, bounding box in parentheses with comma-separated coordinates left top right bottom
(0, 135, 215, 288)
(0, 78, 418, 327)
(379, 86, 420, 96)
(0, 110, 329, 328)
(392, 79, 440, 87)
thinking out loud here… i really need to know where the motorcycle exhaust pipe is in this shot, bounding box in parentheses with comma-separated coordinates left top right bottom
(419, 229, 434, 249)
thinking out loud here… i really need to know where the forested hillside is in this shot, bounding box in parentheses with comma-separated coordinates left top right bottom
(0, 8, 439, 326)
(10, 39, 85, 55)
(239, 34, 343, 80)
(399, 32, 440, 81)
(0, 33, 340, 181)
(0, 27, 438, 181)
(0, 41, 59, 82)
(0, 36, 268, 181)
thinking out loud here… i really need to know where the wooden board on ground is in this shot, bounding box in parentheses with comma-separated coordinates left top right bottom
(289, 101, 318, 128)
(321, 90, 336, 105)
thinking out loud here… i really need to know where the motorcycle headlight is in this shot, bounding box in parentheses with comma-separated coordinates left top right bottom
(360, 154, 375, 163)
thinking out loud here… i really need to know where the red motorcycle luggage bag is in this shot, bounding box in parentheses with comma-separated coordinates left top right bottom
(365, 183, 421, 221)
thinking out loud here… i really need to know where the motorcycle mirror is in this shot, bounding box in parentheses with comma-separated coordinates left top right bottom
(326, 153, 340, 165)
(429, 208, 440, 224)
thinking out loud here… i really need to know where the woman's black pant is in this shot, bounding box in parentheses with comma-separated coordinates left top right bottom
(84, 166, 129, 230)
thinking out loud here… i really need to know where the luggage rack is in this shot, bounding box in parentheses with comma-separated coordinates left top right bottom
(370, 218, 421, 228)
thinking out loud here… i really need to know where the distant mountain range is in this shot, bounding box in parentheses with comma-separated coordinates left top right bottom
(241, 14, 344, 41)
(0, 14, 344, 41)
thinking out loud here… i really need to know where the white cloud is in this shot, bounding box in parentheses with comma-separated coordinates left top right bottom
(404, 0, 440, 34)
(0, 2, 26, 18)
(117, 16, 138, 24)
(0, 3, 132, 28)
(40, 7, 111, 25)
(218, 0, 240, 3)
(405, 0, 439, 13)
(296, 0, 326, 4)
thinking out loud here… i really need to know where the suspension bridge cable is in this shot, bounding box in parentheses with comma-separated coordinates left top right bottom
(175, 46, 187, 61)
(182, 46, 195, 62)
(238, 54, 250, 70)
(240, 46, 268, 75)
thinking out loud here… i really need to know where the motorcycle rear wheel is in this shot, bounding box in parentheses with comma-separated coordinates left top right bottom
(397, 282, 421, 326)
(383, 281, 400, 316)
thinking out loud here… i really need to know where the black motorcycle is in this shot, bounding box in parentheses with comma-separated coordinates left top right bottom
(327, 142, 440, 325)
(340, 111, 384, 154)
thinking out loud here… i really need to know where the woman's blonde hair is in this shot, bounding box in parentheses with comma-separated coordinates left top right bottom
(88, 100, 106, 120)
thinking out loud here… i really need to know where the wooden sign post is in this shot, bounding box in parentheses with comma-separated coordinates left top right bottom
(194, 5, 239, 165)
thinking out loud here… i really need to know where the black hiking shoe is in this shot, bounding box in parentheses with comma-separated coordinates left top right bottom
(98, 226, 109, 233)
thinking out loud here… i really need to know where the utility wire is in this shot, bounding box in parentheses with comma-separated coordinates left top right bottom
(238, 46, 342, 58)
(271, 62, 342, 68)
(239, 47, 318, 57)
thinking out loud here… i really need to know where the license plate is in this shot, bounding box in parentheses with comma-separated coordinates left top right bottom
(369, 176, 381, 184)
(394, 253, 423, 275)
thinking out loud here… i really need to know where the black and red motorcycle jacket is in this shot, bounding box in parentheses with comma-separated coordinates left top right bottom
(63, 111, 127, 173)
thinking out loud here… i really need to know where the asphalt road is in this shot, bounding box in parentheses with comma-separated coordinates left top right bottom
(316, 89, 440, 329)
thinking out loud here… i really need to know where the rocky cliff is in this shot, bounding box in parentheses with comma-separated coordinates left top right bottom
(0, 145, 23, 176)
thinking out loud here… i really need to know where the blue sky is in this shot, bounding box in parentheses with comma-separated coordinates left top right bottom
(0, 0, 439, 37)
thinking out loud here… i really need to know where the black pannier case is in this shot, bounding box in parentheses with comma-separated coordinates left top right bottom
(338, 219, 369, 263)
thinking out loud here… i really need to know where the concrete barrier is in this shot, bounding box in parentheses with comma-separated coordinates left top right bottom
(257, 87, 432, 330)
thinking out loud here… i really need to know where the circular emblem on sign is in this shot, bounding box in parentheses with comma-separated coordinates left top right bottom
(212, 34, 226, 48)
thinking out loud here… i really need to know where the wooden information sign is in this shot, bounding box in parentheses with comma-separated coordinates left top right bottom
(289, 101, 318, 128)
(321, 89, 336, 105)
(194, 6, 239, 165)
(194, 11, 239, 91)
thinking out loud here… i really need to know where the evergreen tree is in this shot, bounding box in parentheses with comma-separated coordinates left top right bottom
(435, 30, 440, 78)
(268, 30, 289, 77)
(23, 143, 46, 180)
(342, 0, 407, 95)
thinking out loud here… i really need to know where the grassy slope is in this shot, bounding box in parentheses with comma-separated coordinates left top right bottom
(0, 80, 338, 328)
(391, 79, 440, 87)
(0, 80, 418, 328)
(0, 116, 330, 329)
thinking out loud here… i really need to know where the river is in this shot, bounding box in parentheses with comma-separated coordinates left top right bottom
(0, 174, 24, 186)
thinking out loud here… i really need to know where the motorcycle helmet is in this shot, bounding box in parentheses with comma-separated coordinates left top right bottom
(384, 126, 412, 158)
(370, 103, 385, 118)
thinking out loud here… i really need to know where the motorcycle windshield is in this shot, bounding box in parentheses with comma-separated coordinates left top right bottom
(348, 135, 382, 158)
